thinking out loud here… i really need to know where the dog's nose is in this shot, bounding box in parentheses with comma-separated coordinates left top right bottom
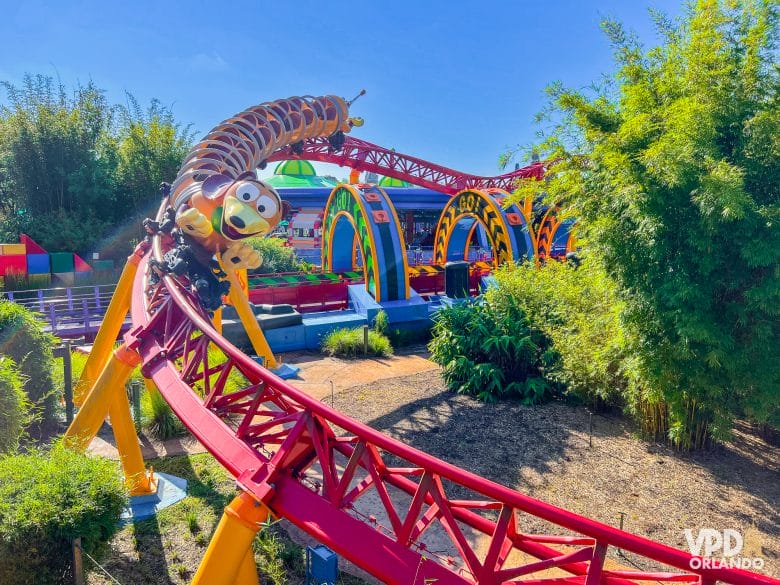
(229, 216, 245, 228)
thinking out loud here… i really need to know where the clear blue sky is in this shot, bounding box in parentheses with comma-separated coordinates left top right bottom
(0, 0, 683, 178)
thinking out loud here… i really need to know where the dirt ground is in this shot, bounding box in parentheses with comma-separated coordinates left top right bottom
(312, 365, 779, 579)
(88, 349, 779, 581)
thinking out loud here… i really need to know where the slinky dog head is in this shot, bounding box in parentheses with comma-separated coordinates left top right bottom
(190, 172, 289, 242)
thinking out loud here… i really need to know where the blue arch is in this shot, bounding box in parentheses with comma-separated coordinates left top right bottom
(322, 184, 410, 301)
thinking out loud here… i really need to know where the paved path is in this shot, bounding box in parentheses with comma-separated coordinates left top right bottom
(281, 347, 439, 401)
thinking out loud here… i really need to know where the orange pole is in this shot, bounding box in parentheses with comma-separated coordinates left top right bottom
(192, 492, 270, 585)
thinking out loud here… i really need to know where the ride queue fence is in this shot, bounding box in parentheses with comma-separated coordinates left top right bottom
(2, 284, 121, 339)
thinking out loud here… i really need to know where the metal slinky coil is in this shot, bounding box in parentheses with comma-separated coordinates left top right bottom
(170, 95, 351, 209)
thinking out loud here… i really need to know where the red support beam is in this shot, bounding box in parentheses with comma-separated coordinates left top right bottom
(266, 136, 544, 195)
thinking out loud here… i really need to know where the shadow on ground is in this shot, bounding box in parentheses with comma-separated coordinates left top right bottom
(335, 369, 779, 576)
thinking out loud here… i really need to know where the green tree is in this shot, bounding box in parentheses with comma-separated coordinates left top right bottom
(113, 94, 194, 217)
(511, 0, 779, 448)
(0, 75, 115, 250)
(0, 75, 193, 255)
(246, 236, 304, 274)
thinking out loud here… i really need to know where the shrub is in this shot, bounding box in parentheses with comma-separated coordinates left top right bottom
(0, 301, 58, 430)
(246, 236, 303, 274)
(373, 310, 389, 335)
(321, 327, 393, 358)
(0, 358, 30, 453)
(509, 2, 780, 448)
(492, 257, 638, 410)
(141, 386, 186, 440)
(428, 297, 552, 404)
(0, 444, 127, 584)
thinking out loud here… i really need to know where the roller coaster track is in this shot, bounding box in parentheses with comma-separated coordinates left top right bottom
(131, 202, 775, 585)
(266, 136, 545, 194)
(93, 92, 775, 585)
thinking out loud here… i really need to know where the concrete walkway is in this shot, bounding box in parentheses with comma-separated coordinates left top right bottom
(281, 347, 439, 401)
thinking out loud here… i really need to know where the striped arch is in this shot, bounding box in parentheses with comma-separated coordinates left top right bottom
(433, 188, 534, 266)
(322, 184, 409, 301)
(536, 206, 576, 258)
(549, 218, 578, 258)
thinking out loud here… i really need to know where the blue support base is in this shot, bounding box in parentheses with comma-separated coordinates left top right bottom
(347, 284, 382, 322)
(480, 275, 498, 292)
(264, 324, 307, 352)
(121, 472, 188, 523)
(302, 310, 368, 349)
(379, 288, 429, 323)
(271, 362, 301, 379)
(347, 285, 429, 324)
(439, 296, 471, 308)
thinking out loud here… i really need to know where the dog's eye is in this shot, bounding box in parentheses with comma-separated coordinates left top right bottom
(256, 195, 278, 219)
(235, 182, 260, 202)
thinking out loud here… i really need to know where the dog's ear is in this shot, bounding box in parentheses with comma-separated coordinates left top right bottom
(202, 174, 232, 199)
(281, 201, 291, 218)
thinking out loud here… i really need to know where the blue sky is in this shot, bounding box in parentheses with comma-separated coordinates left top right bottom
(0, 0, 683, 178)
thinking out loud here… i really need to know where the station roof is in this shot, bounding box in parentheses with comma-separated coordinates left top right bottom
(265, 160, 339, 189)
(378, 176, 412, 188)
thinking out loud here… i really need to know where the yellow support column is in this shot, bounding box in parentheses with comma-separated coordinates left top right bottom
(192, 492, 269, 585)
(74, 245, 145, 405)
(223, 266, 277, 368)
(236, 548, 261, 585)
(109, 380, 154, 495)
(65, 344, 140, 450)
(212, 306, 223, 335)
(64, 344, 154, 495)
(143, 377, 158, 394)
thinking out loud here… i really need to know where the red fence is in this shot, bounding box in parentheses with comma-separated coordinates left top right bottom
(248, 264, 494, 312)
(248, 280, 349, 313)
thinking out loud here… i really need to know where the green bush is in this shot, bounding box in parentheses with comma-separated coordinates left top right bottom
(0, 444, 127, 584)
(141, 386, 186, 440)
(321, 327, 393, 358)
(0, 301, 58, 430)
(0, 358, 30, 453)
(492, 257, 637, 410)
(372, 310, 389, 335)
(429, 297, 552, 404)
(508, 2, 779, 448)
(246, 236, 303, 274)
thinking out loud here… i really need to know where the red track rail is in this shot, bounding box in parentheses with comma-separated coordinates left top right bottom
(266, 136, 544, 194)
(128, 206, 776, 585)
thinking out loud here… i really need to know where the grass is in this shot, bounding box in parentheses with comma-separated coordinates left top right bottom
(321, 327, 393, 358)
(185, 509, 200, 534)
(140, 387, 186, 440)
(86, 452, 368, 585)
